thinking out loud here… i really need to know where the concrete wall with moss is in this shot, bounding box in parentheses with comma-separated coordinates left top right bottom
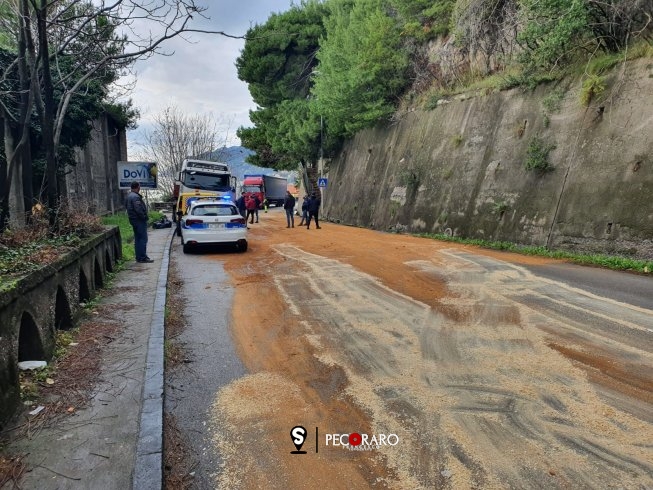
(322, 59, 653, 259)
(0, 228, 121, 428)
(66, 114, 128, 216)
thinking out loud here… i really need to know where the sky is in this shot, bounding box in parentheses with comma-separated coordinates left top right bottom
(124, 1, 296, 156)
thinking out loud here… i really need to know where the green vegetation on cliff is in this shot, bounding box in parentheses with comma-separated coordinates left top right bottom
(417, 233, 653, 274)
(237, 0, 653, 170)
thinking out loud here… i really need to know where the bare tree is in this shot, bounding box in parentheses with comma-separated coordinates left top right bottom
(134, 106, 234, 200)
(0, 0, 243, 230)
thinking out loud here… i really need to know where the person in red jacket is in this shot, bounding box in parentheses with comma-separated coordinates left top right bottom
(245, 195, 257, 224)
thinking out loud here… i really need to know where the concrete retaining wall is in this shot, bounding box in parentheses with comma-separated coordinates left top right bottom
(66, 114, 128, 215)
(0, 227, 122, 427)
(322, 58, 653, 259)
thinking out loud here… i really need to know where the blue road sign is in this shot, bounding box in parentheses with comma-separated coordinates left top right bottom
(318, 178, 328, 188)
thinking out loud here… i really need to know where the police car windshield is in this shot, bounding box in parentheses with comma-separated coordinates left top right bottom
(182, 172, 231, 191)
(191, 204, 238, 216)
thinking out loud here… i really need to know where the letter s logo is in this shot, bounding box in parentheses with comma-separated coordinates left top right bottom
(290, 425, 307, 454)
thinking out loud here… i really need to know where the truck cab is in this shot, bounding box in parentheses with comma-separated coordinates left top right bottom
(241, 176, 265, 208)
(242, 174, 288, 207)
(173, 159, 236, 221)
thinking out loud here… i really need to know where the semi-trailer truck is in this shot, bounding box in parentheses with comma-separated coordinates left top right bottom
(242, 174, 288, 207)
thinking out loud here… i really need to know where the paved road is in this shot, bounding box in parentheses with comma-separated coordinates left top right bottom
(168, 211, 653, 489)
(165, 240, 246, 488)
(522, 261, 653, 311)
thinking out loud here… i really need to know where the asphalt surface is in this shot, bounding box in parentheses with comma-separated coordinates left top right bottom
(522, 261, 653, 311)
(4, 224, 172, 490)
(165, 240, 246, 488)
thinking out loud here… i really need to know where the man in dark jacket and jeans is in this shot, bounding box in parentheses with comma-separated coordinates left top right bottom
(126, 182, 153, 263)
(306, 192, 321, 229)
(298, 194, 309, 226)
(283, 191, 296, 228)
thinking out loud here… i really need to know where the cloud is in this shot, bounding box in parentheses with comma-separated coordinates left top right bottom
(123, 1, 294, 152)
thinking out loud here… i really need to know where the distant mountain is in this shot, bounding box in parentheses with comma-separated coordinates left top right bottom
(205, 146, 297, 184)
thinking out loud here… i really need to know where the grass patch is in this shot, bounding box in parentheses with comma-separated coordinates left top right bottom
(585, 41, 653, 75)
(416, 232, 653, 273)
(102, 210, 163, 264)
(580, 74, 606, 106)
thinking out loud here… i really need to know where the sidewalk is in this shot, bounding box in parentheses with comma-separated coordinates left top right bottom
(5, 226, 172, 490)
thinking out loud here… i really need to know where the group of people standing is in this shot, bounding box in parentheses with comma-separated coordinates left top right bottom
(236, 190, 322, 229)
(284, 191, 321, 229)
(235, 193, 263, 224)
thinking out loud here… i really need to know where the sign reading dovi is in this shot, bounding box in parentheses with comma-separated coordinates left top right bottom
(118, 161, 158, 189)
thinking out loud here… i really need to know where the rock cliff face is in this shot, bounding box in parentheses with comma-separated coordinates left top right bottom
(322, 59, 653, 259)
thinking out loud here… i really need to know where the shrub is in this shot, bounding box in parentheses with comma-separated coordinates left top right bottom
(542, 89, 565, 113)
(580, 75, 606, 106)
(424, 94, 441, 110)
(524, 137, 556, 172)
(56, 202, 104, 237)
(0, 202, 104, 282)
(452, 134, 463, 147)
(492, 200, 509, 214)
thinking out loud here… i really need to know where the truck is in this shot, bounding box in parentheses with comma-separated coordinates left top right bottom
(173, 159, 237, 232)
(242, 174, 288, 207)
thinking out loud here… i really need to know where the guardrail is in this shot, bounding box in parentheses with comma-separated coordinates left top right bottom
(151, 202, 174, 211)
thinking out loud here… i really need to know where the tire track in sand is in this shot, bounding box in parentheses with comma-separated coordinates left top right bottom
(267, 244, 653, 489)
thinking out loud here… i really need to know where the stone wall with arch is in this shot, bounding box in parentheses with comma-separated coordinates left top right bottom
(0, 227, 121, 427)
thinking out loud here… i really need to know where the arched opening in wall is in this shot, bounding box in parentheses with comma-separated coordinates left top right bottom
(105, 250, 113, 273)
(94, 258, 104, 289)
(18, 312, 46, 361)
(55, 286, 73, 330)
(79, 270, 91, 303)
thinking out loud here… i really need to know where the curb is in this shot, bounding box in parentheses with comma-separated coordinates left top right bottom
(133, 229, 173, 489)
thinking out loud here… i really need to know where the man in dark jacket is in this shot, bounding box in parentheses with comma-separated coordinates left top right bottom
(125, 182, 153, 263)
(306, 192, 321, 229)
(283, 191, 296, 228)
(235, 192, 247, 218)
(298, 195, 309, 226)
(253, 195, 262, 223)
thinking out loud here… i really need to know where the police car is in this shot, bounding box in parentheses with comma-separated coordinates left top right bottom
(180, 199, 248, 253)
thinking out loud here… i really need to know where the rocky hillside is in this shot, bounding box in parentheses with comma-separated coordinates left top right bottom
(322, 58, 653, 259)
